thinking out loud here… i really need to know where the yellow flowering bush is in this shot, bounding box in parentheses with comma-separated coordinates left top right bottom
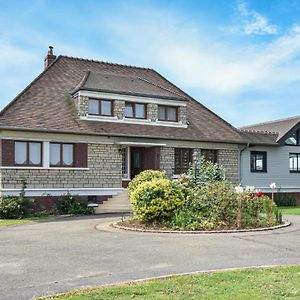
(130, 177, 184, 222)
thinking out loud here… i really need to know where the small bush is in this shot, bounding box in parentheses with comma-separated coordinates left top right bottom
(128, 170, 167, 195)
(0, 179, 34, 219)
(130, 178, 184, 222)
(274, 193, 296, 207)
(186, 155, 225, 187)
(57, 194, 94, 215)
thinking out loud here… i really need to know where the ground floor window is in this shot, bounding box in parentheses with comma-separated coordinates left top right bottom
(201, 149, 218, 163)
(174, 148, 193, 174)
(14, 141, 42, 166)
(121, 147, 129, 178)
(50, 143, 74, 167)
(289, 153, 300, 172)
(250, 151, 267, 172)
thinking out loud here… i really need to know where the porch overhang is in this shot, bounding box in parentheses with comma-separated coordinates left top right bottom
(116, 142, 167, 147)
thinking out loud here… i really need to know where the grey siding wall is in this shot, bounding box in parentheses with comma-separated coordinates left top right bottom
(240, 145, 300, 191)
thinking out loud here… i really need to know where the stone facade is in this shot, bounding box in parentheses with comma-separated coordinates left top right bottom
(218, 149, 239, 183)
(77, 95, 89, 117)
(0, 144, 122, 189)
(114, 100, 125, 119)
(147, 103, 158, 121)
(178, 106, 188, 124)
(160, 147, 174, 177)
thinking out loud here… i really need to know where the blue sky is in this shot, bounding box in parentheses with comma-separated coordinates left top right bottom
(1, 0, 300, 127)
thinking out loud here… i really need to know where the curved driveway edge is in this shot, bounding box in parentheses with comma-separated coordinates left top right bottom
(111, 220, 291, 234)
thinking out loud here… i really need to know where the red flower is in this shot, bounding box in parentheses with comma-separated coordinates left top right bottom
(256, 191, 264, 197)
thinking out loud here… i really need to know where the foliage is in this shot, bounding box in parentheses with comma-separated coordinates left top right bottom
(128, 170, 167, 196)
(274, 193, 296, 207)
(0, 179, 35, 219)
(186, 155, 225, 187)
(130, 177, 184, 222)
(57, 194, 94, 215)
(171, 181, 237, 230)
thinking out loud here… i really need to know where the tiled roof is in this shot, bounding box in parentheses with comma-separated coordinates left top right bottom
(239, 115, 300, 142)
(238, 130, 279, 145)
(0, 55, 245, 143)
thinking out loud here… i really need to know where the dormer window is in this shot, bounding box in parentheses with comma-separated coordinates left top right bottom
(88, 99, 113, 116)
(285, 129, 300, 146)
(125, 102, 146, 119)
(158, 105, 178, 122)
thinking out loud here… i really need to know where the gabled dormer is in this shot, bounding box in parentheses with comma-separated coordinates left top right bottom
(71, 71, 188, 128)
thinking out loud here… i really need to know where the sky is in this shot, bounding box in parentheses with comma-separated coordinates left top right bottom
(1, 0, 300, 127)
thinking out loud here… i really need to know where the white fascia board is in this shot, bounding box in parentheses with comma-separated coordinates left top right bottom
(0, 188, 123, 197)
(80, 116, 188, 128)
(79, 90, 187, 107)
(117, 141, 167, 147)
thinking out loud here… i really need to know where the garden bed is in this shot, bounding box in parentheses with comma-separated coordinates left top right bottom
(113, 219, 291, 234)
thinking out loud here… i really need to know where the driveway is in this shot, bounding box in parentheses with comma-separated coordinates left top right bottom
(0, 214, 300, 300)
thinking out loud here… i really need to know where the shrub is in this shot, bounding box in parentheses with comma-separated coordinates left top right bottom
(57, 194, 94, 215)
(130, 178, 184, 222)
(274, 193, 296, 207)
(0, 179, 34, 219)
(186, 155, 225, 187)
(172, 181, 237, 230)
(128, 170, 167, 195)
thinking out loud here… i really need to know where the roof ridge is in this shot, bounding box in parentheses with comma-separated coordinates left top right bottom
(137, 76, 186, 98)
(60, 55, 152, 71)
(239, 129, 279, 135)
(240, 115, 300, 129)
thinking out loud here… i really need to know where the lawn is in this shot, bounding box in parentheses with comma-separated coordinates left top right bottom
(44, 266, 300, 300)
(279, 206, 300, 215)
(0, 216, 52, 227)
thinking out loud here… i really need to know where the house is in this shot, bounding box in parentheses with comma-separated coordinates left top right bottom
(239, 116, 300, 203)
(0, 47, 298, 208)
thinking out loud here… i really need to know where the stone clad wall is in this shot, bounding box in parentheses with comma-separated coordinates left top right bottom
(147, 103, 158, 121)
(218, 149, 240, 183)
(160, 147, 174, 177)
(114, 100, 125, 119)
(178, 106, 188, 124)
(0, 144, 122, 189)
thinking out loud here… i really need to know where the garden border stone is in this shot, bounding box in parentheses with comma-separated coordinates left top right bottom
(112, 220, 291, 234)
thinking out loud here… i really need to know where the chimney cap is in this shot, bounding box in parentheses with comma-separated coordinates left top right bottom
(48, 46, 54, 55)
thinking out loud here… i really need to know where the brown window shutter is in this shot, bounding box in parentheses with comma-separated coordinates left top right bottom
(2, 140, 14, 166)
(74, 143, 88, 168)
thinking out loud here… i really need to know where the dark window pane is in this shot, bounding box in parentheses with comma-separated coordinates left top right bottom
(158, 106, 165, 120)
(88, 99, 99, 114)
(101, 100, 112, 116)
(174, 148, 192, 174)
(250, 151, 267, 172)
(167, 107, 177, 121)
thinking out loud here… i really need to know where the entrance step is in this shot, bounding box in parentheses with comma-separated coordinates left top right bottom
(94, 189, 132, 214)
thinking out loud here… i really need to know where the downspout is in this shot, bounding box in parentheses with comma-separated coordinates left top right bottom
(239, 142, 250, 184)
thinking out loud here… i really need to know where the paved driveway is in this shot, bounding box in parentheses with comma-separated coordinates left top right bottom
(0, 214, 300, 300)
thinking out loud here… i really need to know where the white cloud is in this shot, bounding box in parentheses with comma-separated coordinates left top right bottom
(236, 1, 278, 35)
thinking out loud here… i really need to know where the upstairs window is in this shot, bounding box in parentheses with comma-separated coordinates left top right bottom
(158, 105, 178, 122)
(289, 153, 300, 172)
(250, 151, 267, 173)
(174, 148, 193, 174)
(201, 149, 218, 163)
(285, 129, 300, 146)
(50, 143, 74, 167)
(125, 102, 146, 119)
(88, 99, 113, 116)
(14, 141, 42, 166)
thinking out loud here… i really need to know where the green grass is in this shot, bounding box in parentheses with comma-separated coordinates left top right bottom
(279, 206, 300, 215)
(43, 266, 300, 300)
(0, 216, 52, 227)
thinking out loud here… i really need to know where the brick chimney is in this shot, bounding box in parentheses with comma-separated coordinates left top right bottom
(44, 46, 56, 69)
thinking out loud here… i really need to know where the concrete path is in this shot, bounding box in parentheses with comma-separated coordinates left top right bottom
(0, 214, 299, 300)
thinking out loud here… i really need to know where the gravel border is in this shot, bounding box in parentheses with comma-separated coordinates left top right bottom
(112, 220, 291, 234)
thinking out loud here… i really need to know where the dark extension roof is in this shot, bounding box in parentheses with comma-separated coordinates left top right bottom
(239, 115, 300, 143)
(0, 55, 247, 143)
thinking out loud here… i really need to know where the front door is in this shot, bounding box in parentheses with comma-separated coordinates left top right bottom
(130, 147, 145, 178)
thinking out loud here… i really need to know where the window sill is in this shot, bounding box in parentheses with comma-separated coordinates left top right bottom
(0, 166, 89, 170)
(250, 170, 267, 173)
